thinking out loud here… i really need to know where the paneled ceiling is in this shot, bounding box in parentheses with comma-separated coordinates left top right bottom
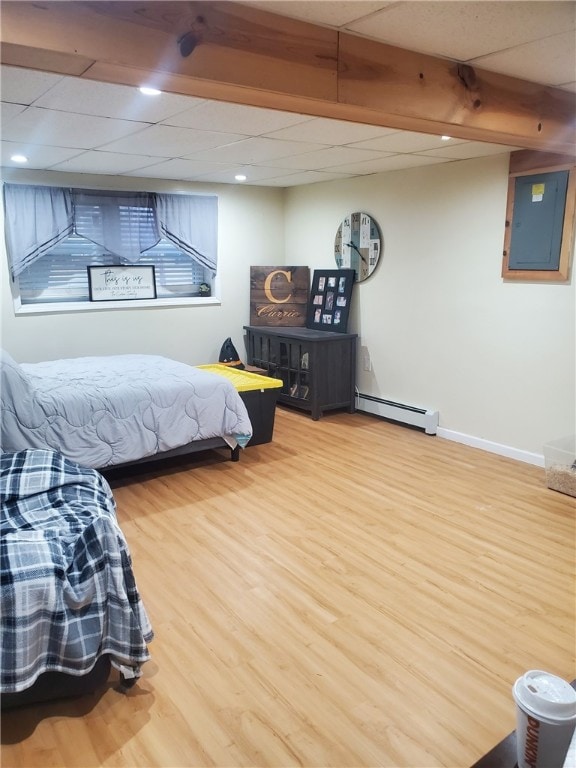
(1, 0, 575, 187)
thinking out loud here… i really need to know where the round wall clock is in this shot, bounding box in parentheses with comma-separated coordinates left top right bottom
(334, 212, 382, 282)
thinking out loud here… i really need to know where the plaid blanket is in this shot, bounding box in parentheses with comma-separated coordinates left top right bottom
(1, 449, 153, 693)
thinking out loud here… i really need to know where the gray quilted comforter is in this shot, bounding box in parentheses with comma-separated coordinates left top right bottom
(1, 350, 252, 468)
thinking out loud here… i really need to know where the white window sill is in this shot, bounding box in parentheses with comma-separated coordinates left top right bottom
(14, 296, 221, 315)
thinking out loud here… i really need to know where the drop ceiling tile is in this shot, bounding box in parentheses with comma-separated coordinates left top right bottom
(1, 107, 150, 149)
(1, 141, 84, 168)
(325, 153, 452, 174)
(264, 145, 390, 170)
(1, 103, 26, 123)
(417, 142, 520, 160)
(263, 117, 397, 144)
(100, 124, 247, 157)
(346, 1, 576, 62)
(49, 151, 166, 175)
(470, 31, 576, 87)
(230, 165, 304, 181)
(191, 165, 299, 184)
(243, 1, 393, 27)
(162, 101, 309, 134)
(185, 137, 329, 164)
(0, 65, 64, 105)
(349, 132, 467, 153)
(124, 158, 238, 179)
(260, 170, 358, 187)
(188, 165, 289, 186)
(34, 77, 204, 122)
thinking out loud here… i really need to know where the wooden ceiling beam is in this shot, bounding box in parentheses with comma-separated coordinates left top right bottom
(1, 0, 574, 155)
(338, 33, 575, 156)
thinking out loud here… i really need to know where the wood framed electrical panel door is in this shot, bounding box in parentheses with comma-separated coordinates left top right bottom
(502, 151, 576, 282)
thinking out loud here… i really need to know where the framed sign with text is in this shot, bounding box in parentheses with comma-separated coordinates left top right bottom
(87, 265, 157, 301)
(306, 269, 355, 333)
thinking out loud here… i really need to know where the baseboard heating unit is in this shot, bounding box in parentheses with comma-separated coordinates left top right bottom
(357, 394, 439, 435)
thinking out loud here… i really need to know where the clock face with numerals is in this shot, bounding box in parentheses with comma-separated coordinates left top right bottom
(334, 212, 382, 282)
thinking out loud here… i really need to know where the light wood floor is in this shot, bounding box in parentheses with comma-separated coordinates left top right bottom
(2, 408, 574, 767)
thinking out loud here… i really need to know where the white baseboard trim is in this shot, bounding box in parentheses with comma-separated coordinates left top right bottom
(436, 427, 545, 467)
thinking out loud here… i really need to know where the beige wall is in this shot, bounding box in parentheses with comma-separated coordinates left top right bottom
(2, 155, 574, 460)
(283, 154, 576, 459)
(0, 169, 285, 366)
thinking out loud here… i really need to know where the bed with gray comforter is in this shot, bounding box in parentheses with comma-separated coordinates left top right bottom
(0, 350, 252, 468)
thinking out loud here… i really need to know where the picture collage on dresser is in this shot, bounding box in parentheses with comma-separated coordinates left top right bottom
(313, 274, 346, 325)
(307, 269, 354, 333)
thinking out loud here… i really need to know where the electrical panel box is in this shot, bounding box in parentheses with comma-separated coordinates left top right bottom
(508, 170, 569, 271)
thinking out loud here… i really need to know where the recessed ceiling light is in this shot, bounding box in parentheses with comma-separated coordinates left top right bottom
(10, 154, 28, 163)
(139, 86, 161, 96)
(235, 174, 247, 182)
(441, 135, 451, 141)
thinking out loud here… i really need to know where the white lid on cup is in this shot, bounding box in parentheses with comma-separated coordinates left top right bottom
(513, 670, 576, 721)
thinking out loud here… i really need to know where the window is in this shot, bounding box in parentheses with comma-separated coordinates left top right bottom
(18, 235, 210, 304)
(4, 183, 218, 309)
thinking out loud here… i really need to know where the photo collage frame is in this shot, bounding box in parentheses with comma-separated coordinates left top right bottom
(306, 269, 355, 333)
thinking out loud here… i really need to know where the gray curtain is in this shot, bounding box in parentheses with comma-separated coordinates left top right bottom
(73, 190, 160, 262)
(3, 184, 218, 276)
(3, 184, 73, 278)
(153, 193, 217, 272)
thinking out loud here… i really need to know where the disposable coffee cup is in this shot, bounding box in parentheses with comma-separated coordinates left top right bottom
(512, 670, 576, 768)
